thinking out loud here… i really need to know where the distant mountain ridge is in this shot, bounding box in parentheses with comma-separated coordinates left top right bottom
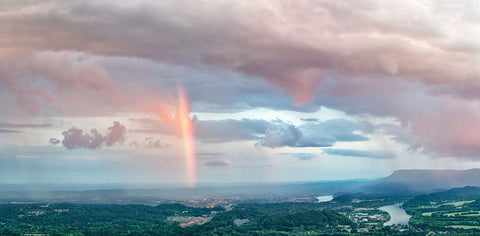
(364, 168, 480, 194)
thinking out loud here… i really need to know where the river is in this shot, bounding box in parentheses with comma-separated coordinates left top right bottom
(379, 203, 411, 226)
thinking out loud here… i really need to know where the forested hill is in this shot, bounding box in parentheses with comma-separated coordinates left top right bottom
(402, 186, 480, 232)
(0, 202, 352, 235)
(403, 186, 480, 208)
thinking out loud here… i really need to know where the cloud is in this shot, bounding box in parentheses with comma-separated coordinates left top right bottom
(315, 77, 480, 158)
(105, 121, 126, 146)
(132, 118, 272, 142)
(132, 117, 368, 148)
(323, 149, 398, 159)
(143, 137, 168, 149)
(1, 0, 479, 103)
(280, 153, 316, 161)
(0, 121, 51, 133)
(0, 129, 19, 133)
(258, 119, 369, 148)
(61, 121, 126, 149)
(0, 121, 50, 128)
(0, 51, 115, 114)
(301, 118, 318, 122)
(15, 155, 36, 159)
(260, 124, 301, 148)
(205, 160, 231, 167)
(197, 152, 225, 157)
(130, 137, 169, 149)
(0, 0, 479, 159)
(62, 127, 104, 149)
(192, 119, 270, 142)
(299, 119, 369, 145)
(49, 138, 60, 145)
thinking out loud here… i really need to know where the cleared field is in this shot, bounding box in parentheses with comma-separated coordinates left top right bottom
(422, 210, 480, 217)
(462, 213, 480, 216)
(445, 200, 475, 207)
(447, 225, 480, 229)
(404, 187, 480, 232)
(444, 211, 480, 217)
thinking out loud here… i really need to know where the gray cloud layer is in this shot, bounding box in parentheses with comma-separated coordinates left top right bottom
(323, 149, 398, 159)
(132, 117, 369, 148)
(0, 121, 51, 133)
(205, 160, 230, 167)
(280, 153, 316, 161)
(0, 121, 50, 128)
(0, 129, 19, 133)
(258, 119, 368, 148)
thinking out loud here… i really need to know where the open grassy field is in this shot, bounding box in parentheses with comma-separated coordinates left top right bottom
(444, 211, 480, 217)
(421, 211, 436, 216)
(447, 225, 480, 229)
(405, 189, 480, 232)
(445, 201, 475, 207)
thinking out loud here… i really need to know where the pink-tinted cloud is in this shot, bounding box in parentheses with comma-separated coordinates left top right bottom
(317, 76, 480, 158)
(0, 0, 479, 102)
(0, 51, 115, 113)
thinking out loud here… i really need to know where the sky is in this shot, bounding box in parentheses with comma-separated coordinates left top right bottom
(1, 0, 480, 186)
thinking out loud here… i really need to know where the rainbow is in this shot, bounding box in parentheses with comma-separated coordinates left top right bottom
(177, 85, 196, 187)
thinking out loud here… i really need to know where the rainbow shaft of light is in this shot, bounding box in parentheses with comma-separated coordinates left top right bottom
(178, 86, 196, 187)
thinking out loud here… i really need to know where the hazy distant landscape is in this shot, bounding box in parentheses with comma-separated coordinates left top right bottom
(2, 169, 480, 235)
(3, 169, 480, 204)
